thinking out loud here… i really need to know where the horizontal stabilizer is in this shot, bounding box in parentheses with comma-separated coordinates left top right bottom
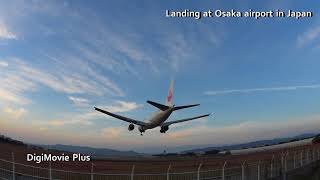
(173, 104, 200, 111)
(162, 113, 211, 127)
(147, 100, 170, 111)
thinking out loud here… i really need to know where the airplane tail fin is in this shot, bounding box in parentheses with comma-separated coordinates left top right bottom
(166, 80, 174, 106)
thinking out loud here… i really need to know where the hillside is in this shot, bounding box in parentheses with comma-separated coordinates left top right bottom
(183, 133, 316, 153)
(38, 144, 147, 158)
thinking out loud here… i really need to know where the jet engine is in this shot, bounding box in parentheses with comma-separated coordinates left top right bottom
(128, 124, 134, 131)
(160, 126, 169, 133)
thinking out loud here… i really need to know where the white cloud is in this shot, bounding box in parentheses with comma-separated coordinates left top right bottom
(0, 70, 37, 104)
(73, 23, 159, 75)
(48, 119, 92, 127)
(0, 22, 17, 40)
(39, 112, 100, 128)
(164, 34, 192, 72)
(0, 61, 8, 67)
(297, 26, 320, 47)
(44, 111, 106, 127)
(16, 62, 98, 95)
(40, 54, 125, 97)
(3, 107, 27, 119)
(0, 88, 30, 105)
(47, 120, 66, 126)
(100, 101, 142, 113)
(0, 58, 124, 104)
(68, 96, 89, 106)
(205, 84, 320, 96)
(101, 127, 124, 139)
(44, 100, 142, 127)
(77, 111, 104, 122)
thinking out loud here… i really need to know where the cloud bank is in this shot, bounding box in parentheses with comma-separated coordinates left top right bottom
(0, 58, 124, 105)
(297, 26, 320, 47)
(0, 22, 17, 40)
(205, 84, 320, 96)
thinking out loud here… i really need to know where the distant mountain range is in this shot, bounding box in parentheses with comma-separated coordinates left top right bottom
(38, 144, 147, 158)
(36, 133, 317, 157)
(182, 133, 316, 153)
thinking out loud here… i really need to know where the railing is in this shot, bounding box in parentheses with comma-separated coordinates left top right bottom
(0, 148, 319, 180)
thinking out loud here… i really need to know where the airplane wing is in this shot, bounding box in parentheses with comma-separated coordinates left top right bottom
(94, 107, 147, 126)
(162, 114, 211, 127)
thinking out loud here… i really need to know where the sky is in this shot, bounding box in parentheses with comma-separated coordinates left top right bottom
(1, 0, 320, 153)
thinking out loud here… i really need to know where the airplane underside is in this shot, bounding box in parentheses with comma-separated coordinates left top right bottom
(137, 125, 169, 136)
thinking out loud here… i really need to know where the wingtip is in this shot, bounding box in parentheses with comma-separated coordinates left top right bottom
(203, 113, 211, 117)
(205, 113, 213, 117)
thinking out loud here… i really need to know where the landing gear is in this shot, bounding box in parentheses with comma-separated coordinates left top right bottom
(138, 126, 145, 136)
(160, 126, 169, 133)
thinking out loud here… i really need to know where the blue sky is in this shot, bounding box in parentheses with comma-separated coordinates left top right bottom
(0, 1, 320, 153)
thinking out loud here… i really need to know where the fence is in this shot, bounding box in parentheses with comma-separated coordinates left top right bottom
(0, 147, 319, 180)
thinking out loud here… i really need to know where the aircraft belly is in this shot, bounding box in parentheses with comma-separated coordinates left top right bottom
(147, 110, 172, 129)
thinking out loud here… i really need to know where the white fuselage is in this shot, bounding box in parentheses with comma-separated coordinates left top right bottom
(139, 107, 174, 131)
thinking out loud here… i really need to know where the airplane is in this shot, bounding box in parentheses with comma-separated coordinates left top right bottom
(94, 80, 211, 136)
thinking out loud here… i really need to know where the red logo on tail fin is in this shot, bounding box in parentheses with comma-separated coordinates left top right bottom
(167, 90, 173, 103)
